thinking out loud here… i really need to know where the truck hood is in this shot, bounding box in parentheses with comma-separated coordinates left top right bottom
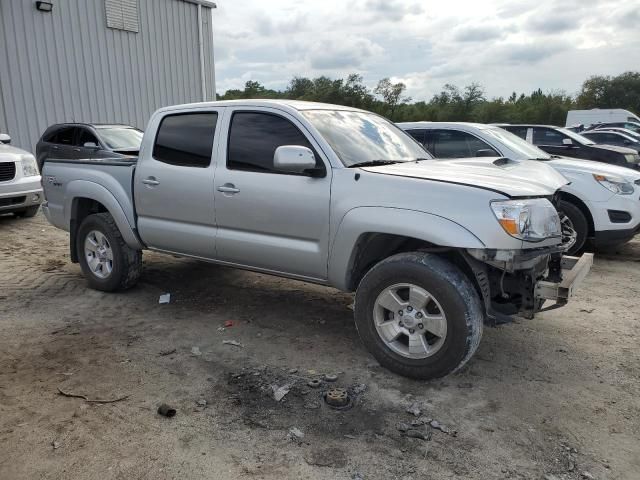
(548, 156, 640, 182)
(0, 143, 31, 163)
(362, 157, 569, 197)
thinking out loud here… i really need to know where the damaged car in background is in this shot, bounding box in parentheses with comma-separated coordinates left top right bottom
(40, 100, 592, 379)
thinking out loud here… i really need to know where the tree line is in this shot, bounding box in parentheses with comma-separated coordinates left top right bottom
(218, 71, 640, 126)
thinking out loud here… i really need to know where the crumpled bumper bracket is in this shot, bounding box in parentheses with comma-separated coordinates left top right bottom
(534, 253, 594, 307)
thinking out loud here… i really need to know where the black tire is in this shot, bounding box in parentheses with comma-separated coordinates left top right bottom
(14, 205, 39, 218)
(558, 200, 588, 255)
(354, 252, 483, 380)
(76, 212, 142, 292)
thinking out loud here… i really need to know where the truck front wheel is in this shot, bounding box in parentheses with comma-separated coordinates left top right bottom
(354, 252, 483, 380)
(76, 213, 142, 292)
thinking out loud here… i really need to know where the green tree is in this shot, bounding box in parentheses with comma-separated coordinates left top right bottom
(374, 78, 410, 119)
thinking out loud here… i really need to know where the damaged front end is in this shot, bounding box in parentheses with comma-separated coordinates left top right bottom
(463, 246, 593, 325)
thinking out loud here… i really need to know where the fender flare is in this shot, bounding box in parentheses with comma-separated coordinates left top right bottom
(65, 180, 143, 253)
(328, 207, 486, 291)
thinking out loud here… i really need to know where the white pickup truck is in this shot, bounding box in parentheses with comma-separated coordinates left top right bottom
(41, 100, 593, 379)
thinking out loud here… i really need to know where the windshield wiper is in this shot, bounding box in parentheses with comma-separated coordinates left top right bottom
(348, 160, 403, 168)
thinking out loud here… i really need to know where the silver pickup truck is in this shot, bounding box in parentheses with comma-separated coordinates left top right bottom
(42, 100, 593, 379)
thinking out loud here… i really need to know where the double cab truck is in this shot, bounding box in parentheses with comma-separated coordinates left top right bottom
(41, 100, 593, 379)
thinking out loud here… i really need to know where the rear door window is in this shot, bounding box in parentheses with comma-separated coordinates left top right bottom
(533, 128, 567, 146)
(431, 129, 495, 158)
(153, 113, 218, 167)
(504, 126, 528, 139)
(52, 127, 77, 146)
(405, 129, 426, 146)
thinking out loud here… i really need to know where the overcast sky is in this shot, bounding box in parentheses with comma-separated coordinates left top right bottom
(212, 0, 639, 101)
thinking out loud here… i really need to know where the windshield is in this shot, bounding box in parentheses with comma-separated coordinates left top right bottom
(559, 127, 596, 145)
(301, 110, 431, 166)
(485, 127, 552, 160)
(97, 127, 143, 150)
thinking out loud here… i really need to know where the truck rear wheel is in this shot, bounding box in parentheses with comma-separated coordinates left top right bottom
(354, 252, 483, 380)
(76, 213, 142, 291)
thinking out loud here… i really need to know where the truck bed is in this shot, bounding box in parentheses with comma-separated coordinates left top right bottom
(42, 158, 138, 234)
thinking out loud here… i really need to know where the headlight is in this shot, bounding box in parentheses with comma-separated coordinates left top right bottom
(491, 198, 561, 242)
(625, 154, 639, 164)
(593, 174, 634, 195)
(21, 154, 39, 177)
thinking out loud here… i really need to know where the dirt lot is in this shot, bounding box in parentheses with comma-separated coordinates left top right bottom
(1, 212, 638, 480)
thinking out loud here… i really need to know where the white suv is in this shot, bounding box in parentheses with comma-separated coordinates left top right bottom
(398, 122, 640, 254)
(0, 133, 43, 218)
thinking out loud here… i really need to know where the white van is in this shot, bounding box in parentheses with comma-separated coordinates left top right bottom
(566, 109, 640, 128)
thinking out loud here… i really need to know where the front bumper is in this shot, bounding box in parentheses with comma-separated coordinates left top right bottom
(0, 188, 43, 212)
(534, 253, 594, 307)
(592, 227, 640, 248)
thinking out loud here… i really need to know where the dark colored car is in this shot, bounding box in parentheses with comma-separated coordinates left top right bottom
(500, 124, 640, 169)
(581, 130, 640, 154)
(587, 121, 640, 134)
(36, 123, 143, 170)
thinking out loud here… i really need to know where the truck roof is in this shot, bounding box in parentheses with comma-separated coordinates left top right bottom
(156, 99, 368, 114)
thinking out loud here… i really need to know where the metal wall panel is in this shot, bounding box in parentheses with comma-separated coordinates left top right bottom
(0, 0, 214, 152)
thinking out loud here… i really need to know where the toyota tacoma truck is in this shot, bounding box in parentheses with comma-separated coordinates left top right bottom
(41, 100, 593, 379)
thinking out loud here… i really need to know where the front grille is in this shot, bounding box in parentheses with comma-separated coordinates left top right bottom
(0, 162, 16, 182)
(0, 196, 26, 207)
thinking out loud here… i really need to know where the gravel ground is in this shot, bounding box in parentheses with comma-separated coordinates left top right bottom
(1, 212, 639, 480)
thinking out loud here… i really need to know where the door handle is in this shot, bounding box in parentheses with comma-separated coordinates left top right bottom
(142, 177, 160, 186)
(52, 146, 59, 150)
(73, 148, 81, 152)
(217, 183, 240, 194)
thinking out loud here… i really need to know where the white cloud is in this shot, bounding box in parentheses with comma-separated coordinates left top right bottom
(212, 0, 640, 100)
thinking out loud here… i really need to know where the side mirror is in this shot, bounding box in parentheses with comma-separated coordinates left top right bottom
(476, 149, 498, 157)
(274, 145, 317, 174)
(0, 133, 11, 144)
(562, 138, 573, 146)
(623, 139, 631, 145)
(83, 141, 99, 148)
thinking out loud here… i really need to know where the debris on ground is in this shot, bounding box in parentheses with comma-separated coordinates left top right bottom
(287, 427, 304, 441)
(224, 320, 234, 328)
(158, 293, 171, 304)
(352, 472, 364, 480)
(581, 472, 595, 480)
(307, 379, 322, 388)
(406, 429, 432, 441)
(406, 402, 422, 416)
(288, 368, 298, 374)
(272, 384, 291, 402)
(158, 348, 176, 356)
(323, 373, 338, 382)
(324, 387, 350, 408)
(352, 383, 367, 395)
(196, 399, 207, 407)
(580, 308, 595, 313)
(397, 422, 410, 432)
(57, 387, 129, 404)
(191, 346, 202, 356)
(303, 401, 321, 410)
(157, 404, 177, 417)
(429, 419, 452, 434)
(222, 340, 243, 348)
(51, 440, 61, 450)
